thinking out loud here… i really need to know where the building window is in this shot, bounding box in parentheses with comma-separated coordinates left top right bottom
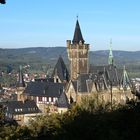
(56, 78, 59, 83)
(49, 97, 51, 102)
(53, 98, 56, 102)
(51, 97, 53, 102)
(38, 97, 42, 101)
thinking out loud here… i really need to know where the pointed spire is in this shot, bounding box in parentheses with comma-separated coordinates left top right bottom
(72, 18, 84, 44)
(108, 39, 114, 65)
(17, 65, 25, 87)
(52, 56, 69, 82)
(121, 65, 130, 90)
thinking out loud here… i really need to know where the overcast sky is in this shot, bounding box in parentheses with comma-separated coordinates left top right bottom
(0, 0, 140, 51)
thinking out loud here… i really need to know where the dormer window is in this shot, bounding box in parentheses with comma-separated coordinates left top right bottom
(56, 78, 59, 83)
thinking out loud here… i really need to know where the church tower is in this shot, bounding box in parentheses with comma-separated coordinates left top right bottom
(67, 19, 89, 80)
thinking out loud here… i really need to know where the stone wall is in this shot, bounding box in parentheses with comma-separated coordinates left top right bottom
(76, 90, 135, 105)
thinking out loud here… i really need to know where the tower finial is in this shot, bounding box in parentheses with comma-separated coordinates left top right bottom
(76, 14, 79, 20)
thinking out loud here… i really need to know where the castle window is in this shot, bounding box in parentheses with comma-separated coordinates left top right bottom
(51, 97, 53, 102)
(56, 78, 59, 83)
(38, 97, 42, 101)
(49, 97, 51, 102)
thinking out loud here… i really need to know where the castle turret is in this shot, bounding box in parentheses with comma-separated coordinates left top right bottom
(67, 19, 89, 80)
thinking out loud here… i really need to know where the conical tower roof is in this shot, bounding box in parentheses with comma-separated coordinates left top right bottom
(72, 19, 84, 44)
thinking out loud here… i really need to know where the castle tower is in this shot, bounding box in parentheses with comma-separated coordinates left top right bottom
(67, 19, 89, 80)
(108, 39, 114, 65)
(17, 65, 25, 101)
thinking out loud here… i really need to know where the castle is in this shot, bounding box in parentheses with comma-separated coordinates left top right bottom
(16, 19, 136, 110)
(65, 19, 134, 104)
(1, 19, 135, 124)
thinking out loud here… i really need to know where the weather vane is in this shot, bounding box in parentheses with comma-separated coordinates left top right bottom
(76, 14, 79, 20)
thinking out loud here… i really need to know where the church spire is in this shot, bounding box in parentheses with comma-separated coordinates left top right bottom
(17, 65, 25, 87)
(72, 18, 84, 44)
(121, 65, 130, 90)
(108, 39, 114, 65)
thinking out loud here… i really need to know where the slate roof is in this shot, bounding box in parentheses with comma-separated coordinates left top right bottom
(71, 73, 108, 93)
(35, 77, 54, 82)
(2, 100, 40, 115)
(104, 65, 119, 86)
(72, 19, 85, 44)
(24, 81, 64, 98)
(52, 56, 69, 82)
(77, 74, 91, 93)
(89, 64, 121, 87)
(89, 65, 106, 74)
(56, 92, 70, 108)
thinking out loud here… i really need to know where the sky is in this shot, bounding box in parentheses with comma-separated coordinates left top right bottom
(0, 0, 140, 51)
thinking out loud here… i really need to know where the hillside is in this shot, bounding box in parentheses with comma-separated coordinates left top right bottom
(0, 47, 140, 77)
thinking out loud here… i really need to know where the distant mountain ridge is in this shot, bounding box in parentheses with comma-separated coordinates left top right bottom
(0, 47, 140, 77)
(0, 47, 140, 65)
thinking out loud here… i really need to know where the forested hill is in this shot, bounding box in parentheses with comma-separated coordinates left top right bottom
(0, 47, 140, 65)
(0, 47, 140, 76)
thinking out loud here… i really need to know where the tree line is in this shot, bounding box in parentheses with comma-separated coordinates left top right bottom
(0, 97, 140, 140)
